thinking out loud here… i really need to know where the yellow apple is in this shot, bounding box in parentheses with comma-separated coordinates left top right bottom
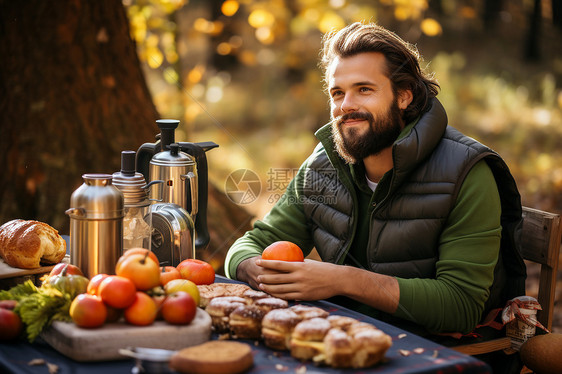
(164, 278, 200, 306)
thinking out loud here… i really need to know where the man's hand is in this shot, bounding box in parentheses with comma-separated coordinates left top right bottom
(254, 259, 400, 314)
(235, 256, 272, 290)
(256, 259, 342, 301)
(237, 257, 400, 314)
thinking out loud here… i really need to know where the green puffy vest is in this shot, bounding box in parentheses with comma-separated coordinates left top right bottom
(302, 99, 526, 317)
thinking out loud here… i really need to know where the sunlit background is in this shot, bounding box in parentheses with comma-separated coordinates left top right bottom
(123, 0, 562, 222)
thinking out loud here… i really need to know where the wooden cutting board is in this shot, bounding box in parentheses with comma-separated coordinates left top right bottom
(41, 308, 212, 362)
(0, 256, 70, 290)
(0, 256, 70, 279)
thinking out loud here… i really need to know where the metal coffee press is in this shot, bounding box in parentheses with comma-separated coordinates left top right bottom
(136, 119, 218, 266)
(66, 174, 124, 278)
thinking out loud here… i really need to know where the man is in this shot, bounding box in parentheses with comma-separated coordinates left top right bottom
(225, 22, 525, 371)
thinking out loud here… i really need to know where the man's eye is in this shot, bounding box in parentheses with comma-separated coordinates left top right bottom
(330, 90, 343, 98)
(359, 87, 372, 93)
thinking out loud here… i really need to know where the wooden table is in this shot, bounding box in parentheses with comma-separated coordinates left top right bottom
(0, 276, 491, 374)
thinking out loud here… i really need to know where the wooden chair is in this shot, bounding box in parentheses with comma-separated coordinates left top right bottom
(453, 206, 562, 356)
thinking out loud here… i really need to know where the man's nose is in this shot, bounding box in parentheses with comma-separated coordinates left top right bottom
(340, 94, 358, 113)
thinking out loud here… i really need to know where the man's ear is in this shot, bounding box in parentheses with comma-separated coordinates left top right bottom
(397, 89, 413, 110)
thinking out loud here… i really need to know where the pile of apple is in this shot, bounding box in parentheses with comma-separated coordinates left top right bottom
(0, 299, 22, 341)
(69, 248, 215, 329)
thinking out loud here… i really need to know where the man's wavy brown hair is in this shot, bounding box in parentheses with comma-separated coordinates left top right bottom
(320, 22, 440, 124)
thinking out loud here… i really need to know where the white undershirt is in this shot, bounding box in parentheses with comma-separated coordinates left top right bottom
(365, 174, 378, 192)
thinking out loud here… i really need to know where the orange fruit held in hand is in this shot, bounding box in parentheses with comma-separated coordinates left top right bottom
(176, 259, 215, 285)
(262, 241, 304, 262)
(70, 294, 107, 328)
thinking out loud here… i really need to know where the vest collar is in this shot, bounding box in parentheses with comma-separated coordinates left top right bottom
(391, 98, 448, 187)
(315, 98, 448, 188)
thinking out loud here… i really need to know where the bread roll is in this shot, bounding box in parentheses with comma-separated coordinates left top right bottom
(261, 308, 302, 350)
(290, 317, 331, 361)
(197, 283, 250, 308)
(241, 289, 269, 304)
(169, 341, 253, 374)
(289, 305, 329, 320)
(0, 219, 66, 269)
(253, 297, 288, 313)
(349, 325, 392, 368)
(326, 315, 357, 331)
(229, 304, 266, 339)
(323, 328, 355, 368)
(205, 297, 246, 333)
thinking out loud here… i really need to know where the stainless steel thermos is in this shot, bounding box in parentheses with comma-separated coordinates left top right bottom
(112, 151, 159, 252)
(66, 174, 124, 278)
(136, 119, 218, 265)
(145, 143, 198, 265)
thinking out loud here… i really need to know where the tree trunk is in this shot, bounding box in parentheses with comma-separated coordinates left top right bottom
(0, 0, 253, 272)
(524, 0, 542, 61)
(483, 0, 504, 30)
(0, 0, 159, 231)
(553, 0, 562, 30)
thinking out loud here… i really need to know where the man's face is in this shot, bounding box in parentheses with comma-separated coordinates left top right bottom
(327, 52, 406, 163)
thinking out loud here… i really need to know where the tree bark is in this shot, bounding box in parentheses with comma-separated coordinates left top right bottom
(483, 0, 504, 30)
(553, 0, 562, 30)
(524, 0, 542, 61)
(0, 0, 159, 231)
(0, 0, 253, 271)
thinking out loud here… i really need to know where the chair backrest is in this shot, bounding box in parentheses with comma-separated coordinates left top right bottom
(452, 206, 561, 357)
(520, 206, 562, 331)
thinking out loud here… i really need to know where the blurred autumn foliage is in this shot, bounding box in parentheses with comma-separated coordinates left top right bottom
(123, 0, 562, 220)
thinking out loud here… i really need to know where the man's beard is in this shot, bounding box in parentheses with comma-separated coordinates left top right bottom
(331, 100, 404, 164)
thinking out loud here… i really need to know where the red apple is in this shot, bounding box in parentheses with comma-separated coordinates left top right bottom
(87, 273, 110, 296)
(161, 291, 196, 325)
(159, 266, 182, 286)
(69, 294, 107, 328)
(0, 300, 23, 341)
(49, 263, 84, 277)
(176, 259, 215, 285)
(124, 292, 158, 326)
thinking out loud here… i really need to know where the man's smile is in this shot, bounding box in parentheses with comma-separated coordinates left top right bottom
(342, 118, 367, 126)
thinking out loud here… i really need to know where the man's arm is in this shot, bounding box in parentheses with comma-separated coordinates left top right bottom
(393, 160, 502, 333)
(224, 161, 315, 282)
(253, 160, 502, 335)
(254, 258, 400, 314)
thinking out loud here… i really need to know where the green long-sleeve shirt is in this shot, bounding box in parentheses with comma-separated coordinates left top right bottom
(225, 131, 501, 335)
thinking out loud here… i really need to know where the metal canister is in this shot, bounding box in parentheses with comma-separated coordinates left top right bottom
(113, 151, 154, 252)
(66, 174, 124, 278)
(148, 143, 198, 219)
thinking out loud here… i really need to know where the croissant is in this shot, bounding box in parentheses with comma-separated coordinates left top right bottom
(0, 219, 66, 269)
